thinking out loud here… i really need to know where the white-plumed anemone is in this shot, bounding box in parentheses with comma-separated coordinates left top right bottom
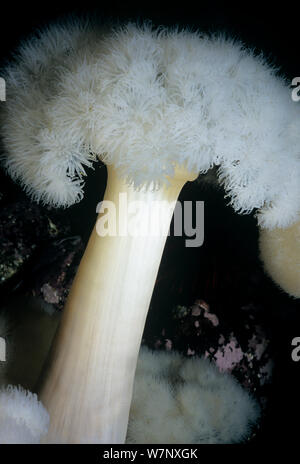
(1, 20, 299, 228)
(0, 304, 259, 444)
(126, 346, 260, 444)
(0, 385, 49, 443)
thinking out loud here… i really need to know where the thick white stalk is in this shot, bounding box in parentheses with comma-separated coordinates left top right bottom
(38, 165, 197, 443)
(259, 219, 300, 298)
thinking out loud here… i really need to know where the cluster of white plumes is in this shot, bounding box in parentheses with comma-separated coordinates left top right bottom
(127, 346, 259, 444)
(0, 385, 49, 444)
(0, 302, 259, 444)
(1, 19, 299, 229)
(0, 346, 259, 444)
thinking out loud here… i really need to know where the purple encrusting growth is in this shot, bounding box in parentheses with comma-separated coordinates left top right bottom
(145, 298, 273, 410)
(212, 336, 244, 372)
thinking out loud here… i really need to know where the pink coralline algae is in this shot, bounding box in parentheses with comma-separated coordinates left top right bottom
(203, 310, 219, 327)
(165, 339, 172, 351)
(213, 336, 244, 372)
(41, 283, 60, 305)
(146, 298, 273, 408)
